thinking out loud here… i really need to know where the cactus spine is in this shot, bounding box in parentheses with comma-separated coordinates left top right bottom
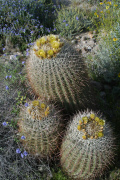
(60, 110, 116, 180)
(26, 34, 92, 115)
(17, 99, 63, 158)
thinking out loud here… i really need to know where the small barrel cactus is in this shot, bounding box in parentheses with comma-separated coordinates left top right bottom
(60, 110, 116, 180)
(26, 34, 93, 115)
(17, 99, 63, 159)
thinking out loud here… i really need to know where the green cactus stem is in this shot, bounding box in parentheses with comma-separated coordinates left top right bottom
(17, 99, 63, 159)
(60, 109, 116, 180)
(26, 34, 95, 115)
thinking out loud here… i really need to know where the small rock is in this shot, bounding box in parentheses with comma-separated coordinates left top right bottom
(84, 36, 90, 41)
(84, 46, 91, 52)
(75, 35, 80, 39)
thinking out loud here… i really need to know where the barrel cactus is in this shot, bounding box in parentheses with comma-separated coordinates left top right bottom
(60, 110, 116, 180)
(17, 99, 63, 159)
(26, 34, 94, 115)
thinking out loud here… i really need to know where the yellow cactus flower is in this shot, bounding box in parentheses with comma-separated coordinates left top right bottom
(82, 116, 88, 121)
(77, 125, 82, 131)
(32, 100, 39, 106)
(83, 119, 88, 124)
(37, 49, 47, 58)
(107, 1, 111, 5)
(90, 136, 93, 139)
(90, 114, 95, 119)
(47, 49, 54, 57)
(39, 37, 46, 45)
(79, 120, 83, 125)
(95, 135, 98, 139)
(113, 38, 118, 41)
(94, 12, 98, 16)
(40, 103, 46, 109)
(118, 73, 120, 77)
(82, 135, 87, 140)
(51, 41, 60, 49)
(98, 132, 104, 138)
(100, 2, 103, 5)
(45, 110, 49, 116)
(100, 11, 104, 13)
(114, 4, 118, 7)
(98, 119, 105, 126)
(53, 48, 60, 54)
(48, 34, 58, 42)
(106, 6, 109, 9)
(46, 106, 49, 111)
(95, 117, 100, 122)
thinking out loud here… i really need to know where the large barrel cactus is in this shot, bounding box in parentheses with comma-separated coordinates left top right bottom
(17, 99, 63, 159)
(26, 34, 94, 115)
(60, 110, 116, 180)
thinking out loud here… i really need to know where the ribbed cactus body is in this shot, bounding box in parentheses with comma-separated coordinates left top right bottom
(60, 110, 116, 180)
(18, 100, 63, 158)
(26, 34, 91, 114)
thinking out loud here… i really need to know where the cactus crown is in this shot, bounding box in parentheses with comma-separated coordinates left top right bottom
(33, 34, 64, 59)
(27, 100, 50, 120)
(77, 113, 105, 140)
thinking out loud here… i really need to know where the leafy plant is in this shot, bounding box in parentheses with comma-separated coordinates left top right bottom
(51, 168, 69, 180)
(15, 91, 26, 105)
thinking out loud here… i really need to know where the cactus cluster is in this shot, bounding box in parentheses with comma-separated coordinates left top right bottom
(60, 110, 116, 180)
(18, 99, 63, 158)
(21, 33, 116, 178)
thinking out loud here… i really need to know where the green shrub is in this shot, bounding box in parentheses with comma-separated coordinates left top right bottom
(53, 6, 92, 40)
(86, 22, 120, 83)
(86, 0, 120, 83)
